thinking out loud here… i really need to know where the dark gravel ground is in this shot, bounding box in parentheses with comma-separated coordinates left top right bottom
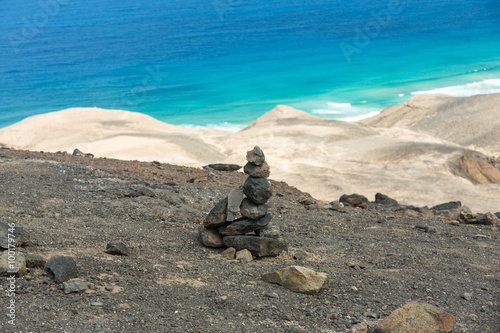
(0, 148, 498, 333)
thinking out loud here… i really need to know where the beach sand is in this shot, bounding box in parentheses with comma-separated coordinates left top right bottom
(1, 94, 499, 212)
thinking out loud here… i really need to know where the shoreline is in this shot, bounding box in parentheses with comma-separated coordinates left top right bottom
(2, 77, 500, 131)
(1, 93, 500, 212)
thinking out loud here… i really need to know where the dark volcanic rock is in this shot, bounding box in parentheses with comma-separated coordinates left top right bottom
(198, 226, 224, 248)
(243, 177, 272, 205)
(203, 197, 228, 229)
(45, 256, 79, 283)
(255, 224, 281, 238)
(105, 242, 131, 256)
(431, 201, 461, 211)
(246, 146, 265, 166)
(495, 212, 500, 219)
(340, 194, 369, 208)
(240, 198, 268, 220)
(219, 214, 272, 236)
(223, 235, 287, 257)
(0, 222, 30, 249)
(243, 161, 270, 178)
(375, 193, 398, 206)
(204, 164, 242, 172)
(72, 149, 94, 158)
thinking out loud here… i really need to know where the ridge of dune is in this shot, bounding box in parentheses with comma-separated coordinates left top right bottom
(241, 105, 324, 131)
(0, 107, 229, 166)
(361, 92, 500, 155)
(1, 96, 500, 212)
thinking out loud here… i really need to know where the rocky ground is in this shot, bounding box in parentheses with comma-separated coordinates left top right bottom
(0, 147, 498, 332)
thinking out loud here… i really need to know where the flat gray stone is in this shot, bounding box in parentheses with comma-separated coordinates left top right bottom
(223, 235, 287, 258)
(63, 278, 90, 294)
(227, 187, 245, 222)
(203, 197, 228, 229)
(204, 164, 242, 172)
(219, 214, 272, 236)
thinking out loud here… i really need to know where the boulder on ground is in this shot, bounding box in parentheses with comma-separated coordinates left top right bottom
(45, 256, 79, 283)
(375, 193, 398, 206)
(105, 242, 131, 256)
(340, 194, 369, 208)
(431, 201, 461, 211)
(374, 301, 455, 333)
(262, 266, 329, 294)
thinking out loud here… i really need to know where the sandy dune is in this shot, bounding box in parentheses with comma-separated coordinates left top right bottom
(1, 96, 499, 212)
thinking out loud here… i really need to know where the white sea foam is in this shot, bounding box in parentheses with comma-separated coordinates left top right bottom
(411, 78, 500, 97)
(338, 111, 381, 122)
(180, 122, 245, 133)
(311, 109, 342, 115)
(327, 102, 352, 108)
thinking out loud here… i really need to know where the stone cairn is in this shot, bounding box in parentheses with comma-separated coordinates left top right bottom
(198, 146, 288, 258)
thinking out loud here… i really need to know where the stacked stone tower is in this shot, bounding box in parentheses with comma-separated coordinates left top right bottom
(198, 146, 287, 258)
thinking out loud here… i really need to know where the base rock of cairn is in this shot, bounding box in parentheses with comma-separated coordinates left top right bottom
(198, 146, 288, 258)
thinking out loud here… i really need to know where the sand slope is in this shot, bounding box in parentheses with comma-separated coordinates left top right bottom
(361, 93, 500, 156)
(1, 98, 499, 212)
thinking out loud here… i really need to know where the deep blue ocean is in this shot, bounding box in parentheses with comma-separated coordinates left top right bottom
(1, 0, 499, 130)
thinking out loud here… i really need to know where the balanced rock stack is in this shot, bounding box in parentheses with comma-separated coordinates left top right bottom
(198, 146, 288, 258)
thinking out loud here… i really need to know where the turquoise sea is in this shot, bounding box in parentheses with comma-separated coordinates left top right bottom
(1, 0, 499, 131)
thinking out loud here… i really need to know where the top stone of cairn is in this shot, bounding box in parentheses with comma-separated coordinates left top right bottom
(246, 146, 265, 166)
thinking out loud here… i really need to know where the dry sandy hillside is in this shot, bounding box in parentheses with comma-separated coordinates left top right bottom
(0, 94, 499, 212)
(0, 148, 498, 332)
